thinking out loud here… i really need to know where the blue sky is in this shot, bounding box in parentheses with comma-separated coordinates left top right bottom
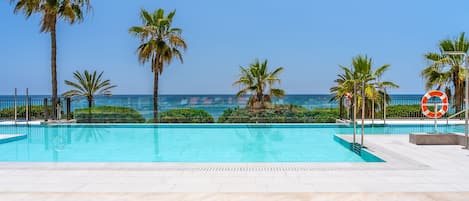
(1, 0, 469, 95)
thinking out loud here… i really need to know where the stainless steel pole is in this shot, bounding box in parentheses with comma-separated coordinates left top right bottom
(465, 55, 469, 149)
(26, 88, 29, 122)
(361, 81, 365, 147)
(434, 103, 438, 134)
(353, 82, 357, 145)
(384, 87, 387, 124)
(14, 88, 17, 123)
(372, 87, 375, 125)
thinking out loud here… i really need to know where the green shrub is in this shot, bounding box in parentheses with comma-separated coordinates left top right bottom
(0, 105, 55, 120)
(147, 108, 214, 123)
(74, 106, 145, 123)
(301, 108, 340, 123)
(384, 105, 421, 118)
(217, 105, 339, 123)
(379, 104, 453, 118)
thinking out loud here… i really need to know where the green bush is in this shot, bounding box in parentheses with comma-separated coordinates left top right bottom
(384, 105, 422, 118)
(0, 105, 55, 120)
(147, 108, 214, 123)
(217, 105, 339, 123)
(301, 108, 340, 123)
(74, 106, 145, 123)
(379, 104, 452, 118)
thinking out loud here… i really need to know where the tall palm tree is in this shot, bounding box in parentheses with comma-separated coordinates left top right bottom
(11, 0, 91, 118)
(330, 55, 398, 118)
(422, 32, 469, 112)
(233, 59, 285, 109)
(62, 70, 117, 108)
(129, 8, 187, 123)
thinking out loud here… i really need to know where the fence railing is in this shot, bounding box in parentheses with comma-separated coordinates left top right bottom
(0, 95, 464, 123)
(0, 97, 72, 122)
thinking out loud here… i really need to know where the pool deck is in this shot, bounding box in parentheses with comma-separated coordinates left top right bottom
(0, 134, 27, 144)
(0, 134, 468, 200)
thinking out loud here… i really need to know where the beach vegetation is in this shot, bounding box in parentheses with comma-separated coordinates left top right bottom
(0, 105, 55, 120)
(10, 0, 92, 118)
(233, 59, 285, 110)
(129, 8, 187, 123)
(218, 105, 338, 123)
(330, 55, 399, 119)
(147, 108, 214, 123)
(74, 106, 145, 123)
(421, 32, 469, 112)
(62, 70, 117, 108)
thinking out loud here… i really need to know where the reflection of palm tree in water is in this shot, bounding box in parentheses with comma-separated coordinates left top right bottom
(74, 125, 109, 143)
(44, 125, 109, 161)
(153, 125, 160, 161)
(235, 125, 283, 161)
(47, 125, 68, 161)
(53, 134, 66, 152)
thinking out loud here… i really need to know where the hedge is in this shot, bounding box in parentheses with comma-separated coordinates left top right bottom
(217, 105, 339, 123)
(147, 108, 214, 123)
(74, 106, 145, 123)
(0, 105, 55, 120)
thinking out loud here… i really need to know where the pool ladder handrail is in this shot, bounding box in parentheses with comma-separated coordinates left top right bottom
(446, 108, 468, 125)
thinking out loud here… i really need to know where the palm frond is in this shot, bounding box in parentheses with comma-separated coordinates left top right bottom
(63, 70, 116, 107)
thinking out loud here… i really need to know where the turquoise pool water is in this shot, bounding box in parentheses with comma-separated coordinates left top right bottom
(0, 124, 463, 162)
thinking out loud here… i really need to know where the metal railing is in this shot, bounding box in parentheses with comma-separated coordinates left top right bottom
(1, 94, 464, 123)
(0, 89, 72, 122)
(446, 108, 468, 125)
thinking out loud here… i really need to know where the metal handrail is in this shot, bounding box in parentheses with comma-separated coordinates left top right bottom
(446, 108, 468, 125)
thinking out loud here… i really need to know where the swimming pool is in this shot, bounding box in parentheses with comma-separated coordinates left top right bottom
(0, 124, 463, 162)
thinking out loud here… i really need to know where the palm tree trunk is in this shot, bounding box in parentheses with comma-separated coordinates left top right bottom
(454, 73, 463, 112)
(256, 88, 264, 109)
(339, 96, 343, 119)
(153, 69, 159, 123)
(51, 17, 58, 120)
(88, 97, 93, 108)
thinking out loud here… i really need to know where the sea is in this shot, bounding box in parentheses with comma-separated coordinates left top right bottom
(0, 94, 423, 119)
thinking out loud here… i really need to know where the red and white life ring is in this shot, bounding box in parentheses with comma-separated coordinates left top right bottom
(344, 93, 353, 99)
(421, 90, 449, 118)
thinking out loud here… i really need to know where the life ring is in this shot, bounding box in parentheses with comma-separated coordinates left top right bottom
(421, 90, 449, 118)
(344, 93, 353, 99)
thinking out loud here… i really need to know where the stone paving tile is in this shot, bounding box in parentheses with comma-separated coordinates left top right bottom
(1, 135, 469, 193)
(170, 184, 221, 192)
(3, 193, 469, 201)
(76, 183, 173, 193)
(219, 184, 268, 192)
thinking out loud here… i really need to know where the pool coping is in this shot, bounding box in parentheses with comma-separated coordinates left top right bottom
(0, 134, 429, 171)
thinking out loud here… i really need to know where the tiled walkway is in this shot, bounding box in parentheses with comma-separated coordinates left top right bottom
(0, 135, 468, 199)
(1, 193, 469, 201)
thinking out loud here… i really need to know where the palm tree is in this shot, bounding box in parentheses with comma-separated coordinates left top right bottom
(233, 59, 285, 109)
(422, 32, 469, 112)
(330, 55, 399, 118)
(330, 66, 354, 118)
(11, 0, 91, 119)
(129, 9, 187, 123)
(62, 70, 117, 108)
